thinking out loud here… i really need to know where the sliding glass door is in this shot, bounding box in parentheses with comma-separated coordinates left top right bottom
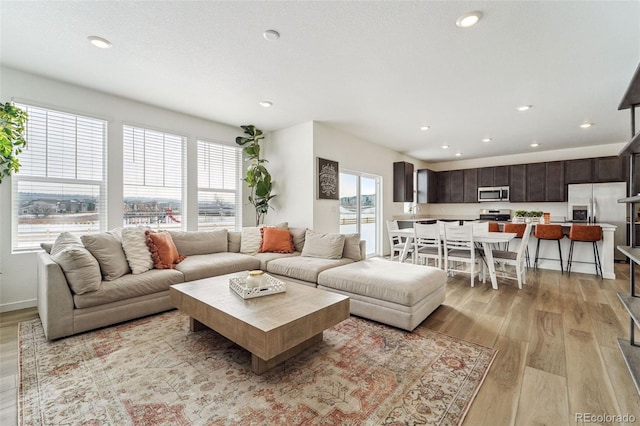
(339, 171, 380, 256)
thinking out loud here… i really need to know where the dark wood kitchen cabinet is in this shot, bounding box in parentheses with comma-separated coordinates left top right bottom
(450, 170, 464, 203)
(416, 169, 437, 203)
(527, 163, 546, 202)
(594, 156, 626, 182)
(463, 168, 478, 203)
(478, 168, 494, 187)
(565, 158, 593, 184)
(436, 171, 450, 203)
(509, 164, 527, 202)
(393, 161, 414, 202)
(494, 166, 510, 186)
(545, 161, 566, 201)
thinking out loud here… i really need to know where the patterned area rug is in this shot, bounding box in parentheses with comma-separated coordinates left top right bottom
(19, 311, 496, 425)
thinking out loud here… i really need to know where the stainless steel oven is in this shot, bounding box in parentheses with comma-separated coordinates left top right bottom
(478, 186, 509, 202)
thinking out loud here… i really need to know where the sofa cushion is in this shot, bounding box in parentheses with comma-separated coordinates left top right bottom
(175, 252, 260, 282)
(146, 230, 186, 269)
(252, 251, 300, 271)
(342, 233, 362, 261)
(50, 232, 102, 295)
(317, 258, 447, 307)
(301, 230, 345, 259)
(121, 227, 154, 274)
(169, 229, 228, 255)
(81, 228, 130, 281)
(73, 269, 185, 309)
(267, 256, 353, 283)
(289, 227, 307, 252)
(228, 231, 242, 253)
(240, 222, 288, 254)
(259, 227, 295, 253)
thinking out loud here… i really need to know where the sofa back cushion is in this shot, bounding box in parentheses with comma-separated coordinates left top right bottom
(228, 231, 241, 253)
(169, 229, 228, 255)
(121, 227, 154, 274)
(50, 232, 102, 294)
(81, 228, 130, 281)
(145, 230, 186, 269)
(259, 227, 295, 253)
(342, 233, 362, 261)
(301, 230, 345, 259)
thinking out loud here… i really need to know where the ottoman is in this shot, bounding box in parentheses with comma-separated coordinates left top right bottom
(317, 257, 447, 331)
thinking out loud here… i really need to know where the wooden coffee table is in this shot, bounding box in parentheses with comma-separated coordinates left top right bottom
(169, 272, 350, 374)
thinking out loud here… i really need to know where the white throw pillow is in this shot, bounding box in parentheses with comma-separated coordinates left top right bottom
(121, 227, 154, 275)
(342, 233, 362, 261)
(301, 230, 346, 259)
(50, 232, 101, 294)
(81, 228, 130, 281)
(240, 222, 288, 254)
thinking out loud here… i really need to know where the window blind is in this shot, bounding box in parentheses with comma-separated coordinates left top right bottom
(12, 105, 106, 251)
(123, 125, 184, 229)
(197, 140, 242, 230)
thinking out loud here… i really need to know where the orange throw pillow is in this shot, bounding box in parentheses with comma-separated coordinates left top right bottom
(259, 227, 295, 253)
(145, 230, 186, 269)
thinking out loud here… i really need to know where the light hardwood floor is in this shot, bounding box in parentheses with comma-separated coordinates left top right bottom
(1, 264, 639, 425)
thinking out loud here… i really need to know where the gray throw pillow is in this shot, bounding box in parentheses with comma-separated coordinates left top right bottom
(289, 227, 307, 252)
(81, 228, 130, 281)
(301, 230, 346, 259)
(50, 232, 101, 294)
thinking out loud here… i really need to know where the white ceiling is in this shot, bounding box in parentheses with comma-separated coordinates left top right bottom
(1, 1, 639, 163)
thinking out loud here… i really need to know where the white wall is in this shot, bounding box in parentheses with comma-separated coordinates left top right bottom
(0, 67, 241, 312)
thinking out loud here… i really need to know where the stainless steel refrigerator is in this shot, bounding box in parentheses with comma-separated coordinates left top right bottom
(567, 182, 627, 261)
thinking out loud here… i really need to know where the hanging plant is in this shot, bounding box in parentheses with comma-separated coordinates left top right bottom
(0, 102, 28, 184)
(236, 125, 276, 225)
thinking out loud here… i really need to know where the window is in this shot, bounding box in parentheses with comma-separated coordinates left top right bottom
(12, 105, 106, 250)
(339, 171, 381, 256)
(197, 140, 242, 230)
(123, 125, 184, 229)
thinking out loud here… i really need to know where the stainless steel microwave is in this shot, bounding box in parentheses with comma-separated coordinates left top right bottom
(478, 186, 509, 202)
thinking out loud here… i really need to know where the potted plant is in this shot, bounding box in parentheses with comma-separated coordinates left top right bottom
(0, 101, 28, 184)
(236, 125, 276, 225)
(513, 210, 527, 222)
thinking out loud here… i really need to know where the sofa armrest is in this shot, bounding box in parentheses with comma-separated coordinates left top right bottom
(359, 240, 367, 260)
(37, 252, 75, 340)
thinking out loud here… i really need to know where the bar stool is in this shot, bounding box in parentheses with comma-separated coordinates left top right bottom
(534, 224, 565, 274)
(567, 225, 603, 278)
(488, 222, 500, 232)
(503, 223, 531, 268)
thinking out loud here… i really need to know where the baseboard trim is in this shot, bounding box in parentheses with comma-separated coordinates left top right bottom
(0, 298, 37, 313)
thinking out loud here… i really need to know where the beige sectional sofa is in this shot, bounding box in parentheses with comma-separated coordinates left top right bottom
(37, 226, 446, 340)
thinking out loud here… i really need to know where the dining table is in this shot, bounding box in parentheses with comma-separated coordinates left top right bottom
(394, 228, 517, 290)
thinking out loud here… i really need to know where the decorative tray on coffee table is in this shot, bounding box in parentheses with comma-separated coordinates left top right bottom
(229, 274, 287, 299)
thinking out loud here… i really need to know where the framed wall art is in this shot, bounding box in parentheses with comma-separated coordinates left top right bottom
(317, 157, 339, 200)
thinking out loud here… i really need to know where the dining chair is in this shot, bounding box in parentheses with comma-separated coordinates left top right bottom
(503, 222, 531, 268)
(442, 222, 484, 287)
(386, 219, 413, 262)
(490, 223, 533, 289)
(413, 223, 442, 268)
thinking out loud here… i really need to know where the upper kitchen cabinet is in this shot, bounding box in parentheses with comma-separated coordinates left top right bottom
(545, 161, 566, 201)
(509, 164, 527, 202)
(565, 158, 593, 184)
(393, 161, 414, 202)
(527, 163, 546, 202)
(416, 169, 437, 203)
(436, 171, 450, 203)
(450, 170, 465, 203)
(463, 169, 478, 203)
(593, 156, 627, 182)
(479, 166, 509, 187)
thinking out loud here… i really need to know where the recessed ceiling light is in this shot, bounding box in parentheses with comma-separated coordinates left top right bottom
(87, 36, 112, 49)
(259, 100, 273, 108)
(455, 152, 462, 157)
(482, 138, 492, 142)
(530, 142, 540, 147)
(263, 30, 280, 41)
(456, 11, 483, 28)
(420, 126, 430, 131)
(441, 145, 449, 149)
(580, 122, 594, 128)
(516, 105, 532, 112)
